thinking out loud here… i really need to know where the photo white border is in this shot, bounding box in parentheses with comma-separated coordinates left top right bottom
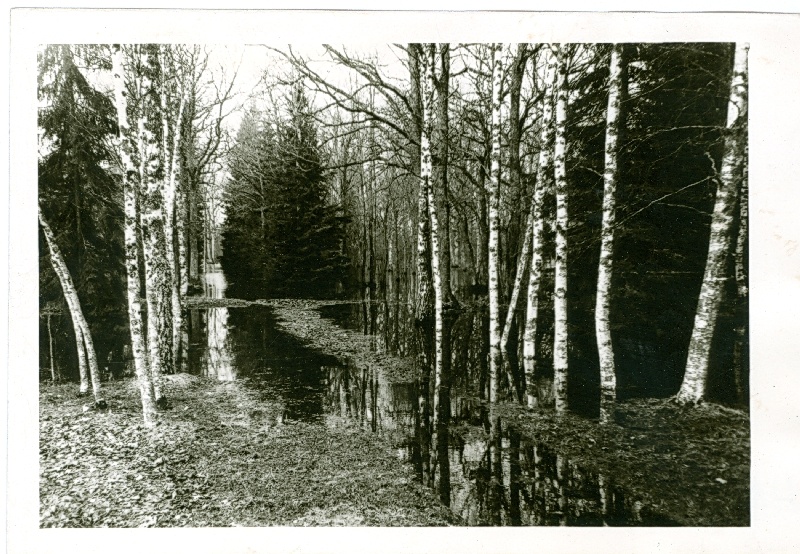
(8, 7, 800, 554)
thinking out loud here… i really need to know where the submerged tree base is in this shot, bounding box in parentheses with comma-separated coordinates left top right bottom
(39, 376, 458, 527)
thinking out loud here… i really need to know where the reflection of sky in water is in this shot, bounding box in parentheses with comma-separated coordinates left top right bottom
(202, 265, 235, 381)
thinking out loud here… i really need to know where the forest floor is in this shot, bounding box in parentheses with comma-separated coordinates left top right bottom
(39, 376, 458, 527)
(41, 297, 749, 527)
(256, 298, 750, 527)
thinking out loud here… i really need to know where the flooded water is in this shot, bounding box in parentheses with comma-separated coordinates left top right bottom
(186, 266, 674, 526)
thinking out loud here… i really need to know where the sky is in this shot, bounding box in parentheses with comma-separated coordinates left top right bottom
(210, 43, 411, 134)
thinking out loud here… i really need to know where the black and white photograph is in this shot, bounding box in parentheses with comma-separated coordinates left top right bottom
(7, 6, 800, 554)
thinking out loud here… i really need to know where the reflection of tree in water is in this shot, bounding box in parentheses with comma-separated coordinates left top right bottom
(203, 306, 235, 381)
(324, 361, 417, 441)
(195, 297, 679, 525)
(226, 307, 337, 421)
(319, 300, 674, 525)
(188, 303, 339, 422)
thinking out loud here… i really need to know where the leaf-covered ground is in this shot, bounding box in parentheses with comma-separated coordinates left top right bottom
(42, 298, 749, 527)
(262, 298, 750, 526)
(40, 374, 458, 527)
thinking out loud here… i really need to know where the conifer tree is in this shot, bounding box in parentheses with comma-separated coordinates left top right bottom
(221, 84, 348, 299)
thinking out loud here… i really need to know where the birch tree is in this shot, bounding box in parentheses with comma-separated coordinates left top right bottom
(552, 44, 570, 414)
(596, 44, 628, 424)
(410, 44, 434, 326)
(487, 43, 503, 404)
(432, 43, 458, 308)
(135, 46, 170, 405)
(38, 45, 125, 386)
(111, 44, 157, 426)
(159, 45, 188, 374)
(676, 43, 749, 405)
(420, 43, 447, 481)
(499, 43, 532, 402)
(39, 207, 105, 407)
(733, 141, 749, 403)
(499, 44, 530, 349)
(523, 46, 556, 408)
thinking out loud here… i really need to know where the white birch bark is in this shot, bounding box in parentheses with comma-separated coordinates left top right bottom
(487, 43, 504, 404)
(552, 44, 570, 414)
(677, 43, 749, 405)
(501, 206, 532, 351)
(39, 207, 104, 404)
(177, 180, 189, 297)
(524, 47, 556, 408)
(47, 313, 56, 382)
(596, 44, 627, 424)
(501, 42, 532, 360)
(432, 43, 457, 308)
(411, 44, 433, 324)
(160, 45, 187, 373)
(733, 142, 749, 401)
(422, 44, 445, 430)
(136, 48, 170, 402)
(112, 44, 157, 425)
(140, 113, 167, 401)
(75, 323, 89, 394)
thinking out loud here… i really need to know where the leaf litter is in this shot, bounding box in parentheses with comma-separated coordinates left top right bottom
(40, 371, 457, 527)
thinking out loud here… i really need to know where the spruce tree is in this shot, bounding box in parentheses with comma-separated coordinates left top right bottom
(269, 85, 348, 297)
(38, 45, 126, 378)
(221, 86, 348, 299)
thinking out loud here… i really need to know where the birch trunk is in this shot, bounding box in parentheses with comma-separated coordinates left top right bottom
(177, 175, 189, 297)
(499, 43, 531, 403)
(552, 44, 570, 414)
(188, 182, 200, 281)
(487, 43, 503, 404)
(75, 323, 89, 394)
(136, 48, 170, 402)
(501, 207, 532, 353)
(112, 44, 157, 426)
(411, 44, 433, 325)
(732, 142, 749, 403)
(139, 117, 169, 402)
(408, 46, 436, 432)
(160, 45, 187, 374)
(176, 175, 189, 373)
(677, 43, 748, 405)
(47, 313, 56, 382)
(596, 44, 627, 424)
(524, 47, 556, 408)
(422, 44, 446, 434)
(39, 207, 104, 405)
(432, 43, 457, 308)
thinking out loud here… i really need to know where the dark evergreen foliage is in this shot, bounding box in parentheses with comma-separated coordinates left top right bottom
(553, 43, 739, 408)
(38, 45, 127, 379)
(221, 87, 349, 299)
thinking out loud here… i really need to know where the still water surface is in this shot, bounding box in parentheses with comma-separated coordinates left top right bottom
(186, 266, 674, 526)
